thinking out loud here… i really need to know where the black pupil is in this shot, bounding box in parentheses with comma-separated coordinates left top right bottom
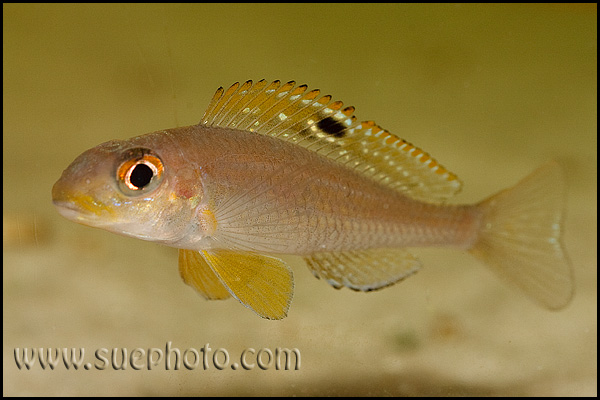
(129, 163, 154, 189)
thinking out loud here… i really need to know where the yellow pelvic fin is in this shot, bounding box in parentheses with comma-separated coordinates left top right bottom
(179, 249, 231, 300)
(200, 250, 294, 320)
(304, 248, 421, 292)
(201, 80, 462, 203)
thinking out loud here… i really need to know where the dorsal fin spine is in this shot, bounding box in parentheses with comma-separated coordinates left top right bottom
(251, 84, 310, 135)
(233, 80, 282, 130)
(253, 82, 307, 130)
(262, 89, 322, 137)
(226, 79, 271, 128)
(214, 80, 253, 127)
(201, 86, 224, 125)
(272, 95, 333, 140)
(209, 82, 240, 125)
(242, 81, 297, 131)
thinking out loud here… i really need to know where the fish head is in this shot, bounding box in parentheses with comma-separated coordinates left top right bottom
(52, 136, 200, 244)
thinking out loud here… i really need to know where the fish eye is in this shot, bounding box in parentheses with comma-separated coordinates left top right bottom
(116, 148, 164, 196)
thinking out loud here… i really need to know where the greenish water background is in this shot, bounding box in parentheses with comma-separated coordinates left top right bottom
(3, 4, 596, 396)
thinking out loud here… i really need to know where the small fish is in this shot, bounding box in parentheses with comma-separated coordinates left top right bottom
(52, 80, 574, 319)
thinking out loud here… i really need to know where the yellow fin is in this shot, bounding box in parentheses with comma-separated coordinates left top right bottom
(179, 249, 231, 300)
(200, 250, 294, 320)
(201, 80, 462, 202)
(304, 248, 421, 291)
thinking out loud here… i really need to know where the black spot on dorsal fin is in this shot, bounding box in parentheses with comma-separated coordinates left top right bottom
(317, 117, 346, 138)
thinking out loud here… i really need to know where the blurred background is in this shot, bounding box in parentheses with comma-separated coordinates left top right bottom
(3, 4, 596, 396)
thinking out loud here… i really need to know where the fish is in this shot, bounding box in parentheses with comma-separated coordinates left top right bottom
(52, 79, 574, 319)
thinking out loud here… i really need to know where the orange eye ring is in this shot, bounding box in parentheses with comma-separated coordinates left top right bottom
(116, 149, 164, 196)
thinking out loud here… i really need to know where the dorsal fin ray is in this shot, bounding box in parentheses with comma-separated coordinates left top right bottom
(201, 80, 462, 202)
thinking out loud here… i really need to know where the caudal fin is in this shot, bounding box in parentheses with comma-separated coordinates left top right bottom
(469, 161, 574, 310)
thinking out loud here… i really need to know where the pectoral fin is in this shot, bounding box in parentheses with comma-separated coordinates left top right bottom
(179, 249, 231, 300)
(304, 248, 421, 291)
(200, 250, 294, 320)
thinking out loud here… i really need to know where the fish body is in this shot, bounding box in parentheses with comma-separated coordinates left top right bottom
(52, 80, 574, 319)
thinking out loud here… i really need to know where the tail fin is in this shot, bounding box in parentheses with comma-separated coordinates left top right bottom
(469, 161, 574, 310)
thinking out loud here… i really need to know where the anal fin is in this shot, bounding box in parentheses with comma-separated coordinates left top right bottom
(304, 248, 421, 292)
(200, 250, 294, 320)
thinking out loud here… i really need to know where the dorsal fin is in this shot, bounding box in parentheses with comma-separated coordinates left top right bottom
(201, 80, 462, 202)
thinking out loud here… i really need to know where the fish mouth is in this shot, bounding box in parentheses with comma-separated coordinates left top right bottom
(52, 197, 116, 226)
(52, 182, 116, 225)
(53, 195, 163, 241)
(53, 199, 99, 222)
